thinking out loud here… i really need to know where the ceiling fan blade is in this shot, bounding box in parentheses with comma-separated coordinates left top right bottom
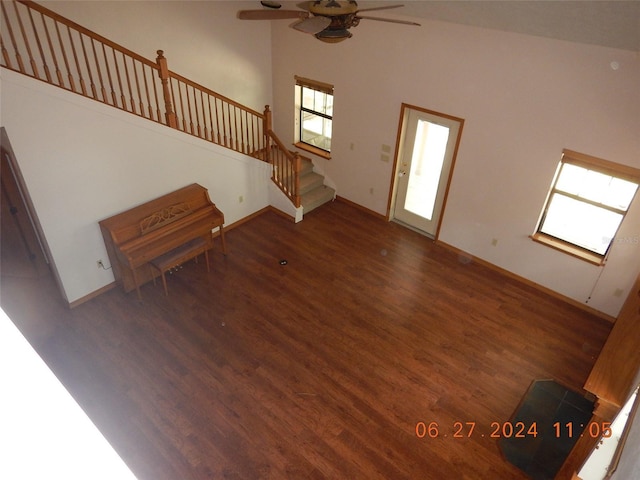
(296, 1, 314, 12)
(292, 16, 333, 34)
(356, 5, 404, 14)
(356, 15, 421, 26)
(238, 9, 309, 20)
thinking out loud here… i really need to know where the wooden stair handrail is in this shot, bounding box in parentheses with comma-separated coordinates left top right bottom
(1, 0, 301, 210)
(163, 63, 266, 155)
(266, 130, 301, 208)
(167, 68, 265, 119)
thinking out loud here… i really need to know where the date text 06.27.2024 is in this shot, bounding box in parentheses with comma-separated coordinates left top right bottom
(415, 421, 612, 439)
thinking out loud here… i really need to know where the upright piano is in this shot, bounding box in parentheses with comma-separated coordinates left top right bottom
(99, 184, 226, 297)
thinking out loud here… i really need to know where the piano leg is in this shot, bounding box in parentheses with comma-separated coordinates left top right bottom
(159, 270, 169, 297)
(203, 248, 210, 272)
(219, 225, 227, 255)
(132, 267, 142, 300)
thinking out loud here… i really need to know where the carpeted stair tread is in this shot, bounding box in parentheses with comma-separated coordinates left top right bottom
(299, 172, 325, 195)
(299, 157, 314, 175)
(302, 185, 335, 214)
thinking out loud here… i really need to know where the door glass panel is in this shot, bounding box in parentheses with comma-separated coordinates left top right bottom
(392, 106, 463, 238)
(403, 120, 450, 220)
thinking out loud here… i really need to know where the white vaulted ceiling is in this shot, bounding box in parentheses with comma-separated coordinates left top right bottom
(281, 1, 640, 51)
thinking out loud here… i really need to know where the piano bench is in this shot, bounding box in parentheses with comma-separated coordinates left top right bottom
(149, 237, 210, 296)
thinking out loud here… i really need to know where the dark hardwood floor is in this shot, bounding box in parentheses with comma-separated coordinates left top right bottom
(1, 200, 612, 479)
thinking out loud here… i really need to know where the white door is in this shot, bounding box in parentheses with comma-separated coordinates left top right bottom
(392, 107, 463, 238)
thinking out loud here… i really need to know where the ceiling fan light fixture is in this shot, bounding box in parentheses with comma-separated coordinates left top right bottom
(315, 28, 352, 43)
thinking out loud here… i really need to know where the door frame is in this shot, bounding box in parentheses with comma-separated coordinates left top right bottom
(1, 127, 65, 299)
(386, 103, 465, 240)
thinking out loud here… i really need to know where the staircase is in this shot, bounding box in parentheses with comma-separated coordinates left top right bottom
(298, 157, 335, 214)
(2, 0, 325, 219)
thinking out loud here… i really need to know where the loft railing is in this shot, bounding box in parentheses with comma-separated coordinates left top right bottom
(158, 53, 269, 157)
(0, 0, 301, 208)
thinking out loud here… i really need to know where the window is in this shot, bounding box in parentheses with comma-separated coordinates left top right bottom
(532, 149, 639, 264)
(294, 76, 333, 158)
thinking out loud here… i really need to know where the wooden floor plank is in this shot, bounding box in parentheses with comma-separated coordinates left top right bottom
(1, 200, 612, 479)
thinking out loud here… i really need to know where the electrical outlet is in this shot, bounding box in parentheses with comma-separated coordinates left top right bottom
(239, 195, 244, 203)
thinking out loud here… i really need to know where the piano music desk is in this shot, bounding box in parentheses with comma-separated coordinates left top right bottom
(99, 184, 226, 299)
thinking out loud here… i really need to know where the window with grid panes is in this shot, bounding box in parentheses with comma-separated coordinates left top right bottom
(532, 149, 639, 264)
(294, 76, 333, 158)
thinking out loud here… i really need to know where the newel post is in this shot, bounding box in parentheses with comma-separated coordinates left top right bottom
(156, 50, 177, 129)
(264, 105, 273, 132)
(293, 152, 302, 208)
(263, 105, 272, 163)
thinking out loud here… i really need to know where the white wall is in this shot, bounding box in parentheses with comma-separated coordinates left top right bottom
(42, 0, 272, 113)
(1, 1, 276, 304)
(1, 69, 271, 303)
(270, 14, 640, 317)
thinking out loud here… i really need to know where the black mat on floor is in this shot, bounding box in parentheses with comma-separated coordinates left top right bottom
(499, 379, 594, 480)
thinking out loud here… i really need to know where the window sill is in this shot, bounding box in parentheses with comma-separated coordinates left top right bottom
(294, 142, 331, 160)
(530, 233, 605, 266)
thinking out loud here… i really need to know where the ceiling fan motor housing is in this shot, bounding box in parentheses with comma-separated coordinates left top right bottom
(308, 1, 359, 17)
(310, 1, 359, 43)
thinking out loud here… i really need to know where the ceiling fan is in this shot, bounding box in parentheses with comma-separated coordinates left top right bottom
(238, 1, 420, 43)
